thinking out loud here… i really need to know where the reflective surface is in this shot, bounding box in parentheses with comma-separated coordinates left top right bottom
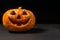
(0, 24, 60, 40)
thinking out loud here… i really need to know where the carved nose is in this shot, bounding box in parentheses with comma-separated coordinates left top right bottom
(17, 15, 21, 19)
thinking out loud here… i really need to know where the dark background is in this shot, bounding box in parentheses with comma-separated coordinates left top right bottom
(0, 0, 58, 24)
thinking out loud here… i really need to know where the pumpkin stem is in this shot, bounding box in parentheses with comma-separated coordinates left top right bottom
(18, 7, 22, 9)
(17, 7, 22, 14)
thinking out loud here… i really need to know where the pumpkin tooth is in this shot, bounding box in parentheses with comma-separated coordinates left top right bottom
(17, 23, 21, 26)
(22, 17, 30, 25)
(26, 16, 30, 19)
(8, 17, 17, 24)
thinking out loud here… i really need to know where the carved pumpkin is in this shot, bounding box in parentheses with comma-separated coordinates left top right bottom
(2, 7, 36, 32)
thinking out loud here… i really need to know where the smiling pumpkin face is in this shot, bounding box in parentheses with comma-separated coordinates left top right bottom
(2, 7, 36, 31)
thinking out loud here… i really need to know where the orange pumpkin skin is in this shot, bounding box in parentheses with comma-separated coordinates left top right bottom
(2, 7, 36, 32)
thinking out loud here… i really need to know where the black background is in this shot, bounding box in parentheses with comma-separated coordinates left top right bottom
(0, 0, 58, 24)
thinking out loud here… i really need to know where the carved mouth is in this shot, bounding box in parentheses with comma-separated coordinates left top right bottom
(8, 17, 30, 26)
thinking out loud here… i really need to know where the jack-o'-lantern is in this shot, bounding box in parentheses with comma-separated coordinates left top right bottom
(2, 7, 36, 32)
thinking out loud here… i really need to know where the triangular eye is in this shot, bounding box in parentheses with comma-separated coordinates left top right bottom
(22, 11, 27, 15)
(10, 11, 16, 15)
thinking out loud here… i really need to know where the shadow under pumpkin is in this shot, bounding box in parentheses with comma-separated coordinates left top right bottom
(8, 28, 46, 34)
